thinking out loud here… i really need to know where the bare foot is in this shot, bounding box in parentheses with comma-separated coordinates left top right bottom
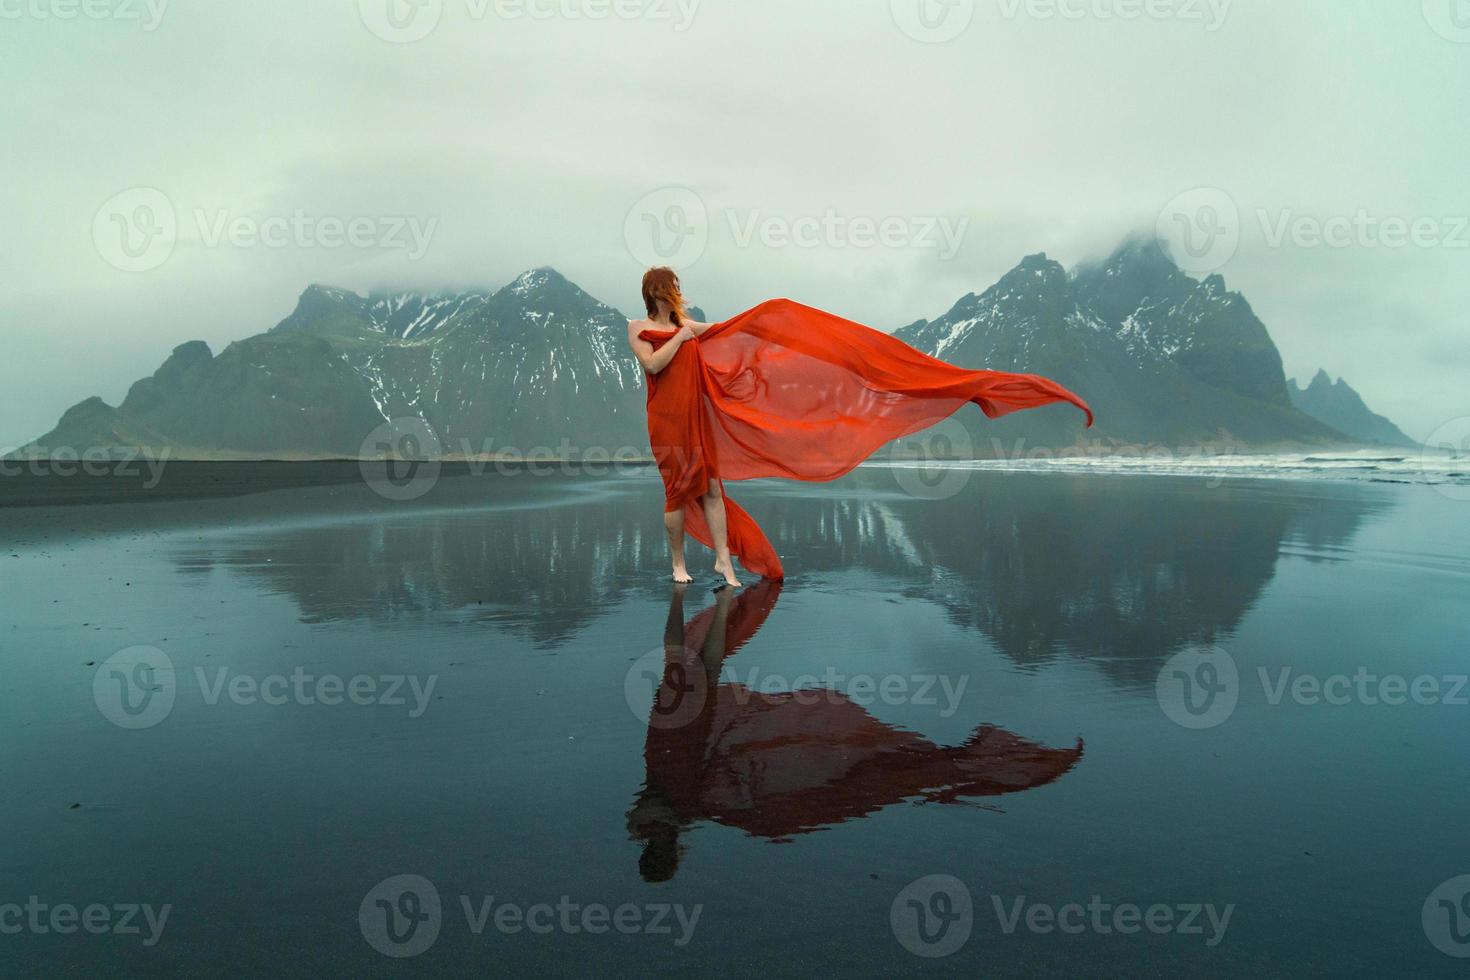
(672, 564, 693, 584)
(713, 558, 741, 589)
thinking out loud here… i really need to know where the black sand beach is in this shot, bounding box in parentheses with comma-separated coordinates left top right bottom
(3, 463, 1469, 976)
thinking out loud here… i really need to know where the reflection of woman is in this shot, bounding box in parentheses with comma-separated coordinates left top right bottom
(627, 266, 1093, 585)
(627, 581, 1084, 882)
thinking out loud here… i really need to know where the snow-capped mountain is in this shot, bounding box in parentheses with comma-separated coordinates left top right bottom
(19, 240, 1412, 459)
(895, 238, 1348, 447)
(24, 268, 650, 458)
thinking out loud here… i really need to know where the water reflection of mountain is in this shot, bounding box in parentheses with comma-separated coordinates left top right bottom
(172, 478, 666, 645)
(756, 471, 1389, 687)
(175, 469, 1388, 679)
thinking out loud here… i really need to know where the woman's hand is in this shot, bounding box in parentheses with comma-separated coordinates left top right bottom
(628, 319, 695, 375)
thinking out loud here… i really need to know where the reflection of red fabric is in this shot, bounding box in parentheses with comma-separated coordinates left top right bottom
(641, 581, 1084, 841)
(641, 299, 1094, 580)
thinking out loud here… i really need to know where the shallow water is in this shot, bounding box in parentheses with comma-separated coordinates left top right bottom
(3, 465, 1469, 977)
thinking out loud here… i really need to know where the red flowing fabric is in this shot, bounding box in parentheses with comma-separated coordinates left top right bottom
(641, 298, 1094, 580)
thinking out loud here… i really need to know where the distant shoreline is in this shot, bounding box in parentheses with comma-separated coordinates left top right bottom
(1, 446, 1458, 514)
(3, 438, 1416, 466)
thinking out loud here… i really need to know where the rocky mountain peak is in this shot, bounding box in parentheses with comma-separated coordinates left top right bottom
(1289, 370, 1414, 447)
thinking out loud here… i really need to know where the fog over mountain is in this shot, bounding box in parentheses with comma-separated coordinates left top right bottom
(20, 240, 1415, 458)
(3, 1, 1466, 448)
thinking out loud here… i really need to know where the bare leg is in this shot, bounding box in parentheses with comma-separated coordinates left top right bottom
(701, 479, 741, 588)
(665, 507, 692, 583)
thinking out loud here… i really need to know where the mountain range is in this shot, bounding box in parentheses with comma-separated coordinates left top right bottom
(16, 239, 1415, 460)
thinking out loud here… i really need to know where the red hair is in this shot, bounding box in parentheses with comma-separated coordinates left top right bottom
(641, 267, 687, 329)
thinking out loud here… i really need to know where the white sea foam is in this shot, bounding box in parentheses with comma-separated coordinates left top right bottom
(875, 447, 1470, 489)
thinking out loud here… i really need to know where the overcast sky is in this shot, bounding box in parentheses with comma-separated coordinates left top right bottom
(3, 0, 1467, 447)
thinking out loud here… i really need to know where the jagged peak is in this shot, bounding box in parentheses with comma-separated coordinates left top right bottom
(492, 267, 621, 323)
(985, 253, 1069, 298)
(64, 395, 116, 415)
(1092, 235, 1180, 280)
(1308, 368, 1336, 389)
(169, 339, 213, 361)
(300, 283, 365, 304)
(503, 266, 571, 298)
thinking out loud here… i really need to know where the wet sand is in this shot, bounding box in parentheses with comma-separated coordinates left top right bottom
(3, 464, 1469, 976)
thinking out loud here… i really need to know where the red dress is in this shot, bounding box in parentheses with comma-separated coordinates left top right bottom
(640, 298, 1094, 581)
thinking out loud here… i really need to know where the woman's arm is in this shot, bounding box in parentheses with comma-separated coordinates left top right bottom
(684, 319, 716, 337)
(628, 323, 695, 375)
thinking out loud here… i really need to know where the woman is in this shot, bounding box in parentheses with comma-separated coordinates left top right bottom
(627, 267, 1093, 587)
